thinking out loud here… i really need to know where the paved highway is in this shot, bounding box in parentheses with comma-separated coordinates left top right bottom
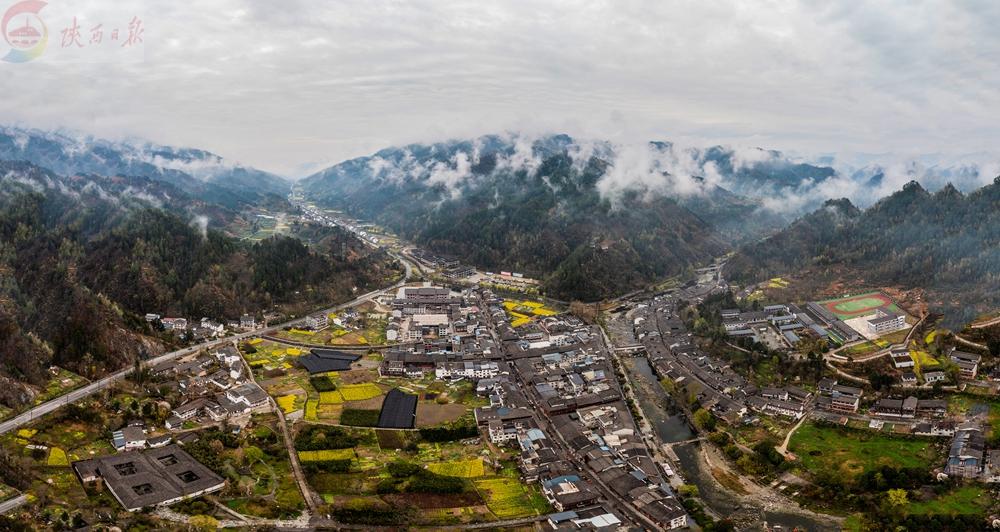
(0, 253, 416, 436)
(0, 494, 28, 516)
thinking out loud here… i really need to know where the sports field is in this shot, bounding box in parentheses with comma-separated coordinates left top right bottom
(816, 291, 901, 320)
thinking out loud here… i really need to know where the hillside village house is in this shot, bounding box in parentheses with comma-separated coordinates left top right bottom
(985, 451, 1000, 483)
(112, 425, 148, 452)
(912, 421, 956, 437)
(161, 318, 187, 331)
(924, 371, 947, 383)
(165, 381, 269, 429)
(816, 384, 863, 413)
(871, 397, 947, 419)
(305, 313, 328, 330)
(412, 313, 451, 337)
(950, 350, 981, 379)
(435, 361, 501, 380)
(225, 382, 270, 411)
(386, 322, 400, 342)
(890, 347, 915, 369)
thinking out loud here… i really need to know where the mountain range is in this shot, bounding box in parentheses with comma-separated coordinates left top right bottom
(0, 126, 291, 209)
(298, 133, 1000, 316)
(298, 134, 848, 299)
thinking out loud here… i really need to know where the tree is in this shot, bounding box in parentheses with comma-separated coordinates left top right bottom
(244, 445, 264, 464)
(868, 372, 894, 392)
(886, 488, 908, 507)
(0, 449, 31, 490)
(678, 484, 699, 498)
(692, 408, 716, 432)
(189, 515, 219, 531)
(988, 337, 1000, 358)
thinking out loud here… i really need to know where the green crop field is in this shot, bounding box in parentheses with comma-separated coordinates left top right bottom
(427, 458, 486, 478)
(845, 341, 880, 356)
(304, 399, 319, 420)
(319, 391, 344, 404)
(910, 350, 939, 374)
(47, 447, 69, 466)
(338, 383, 382, 402)
(474, 478, 550, 518)
(298, 449, 356, 462)
(908, 486, 990, 516)
(788, 422, 938, 479)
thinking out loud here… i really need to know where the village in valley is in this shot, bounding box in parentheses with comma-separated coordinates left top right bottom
(605, 267, 1000, 530)
(2, 202, 1000, 532)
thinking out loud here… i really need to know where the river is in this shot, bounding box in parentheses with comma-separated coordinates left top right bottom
(626, 356, 695, 443)
(624, 356, 840, 531)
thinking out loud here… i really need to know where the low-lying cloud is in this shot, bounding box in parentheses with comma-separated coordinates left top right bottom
(345, 132, 1000, 218)
(0, 126, 257, 184)
(191, 215, 210, 239)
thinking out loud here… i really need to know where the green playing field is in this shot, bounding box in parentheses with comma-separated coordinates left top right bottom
(831, 297, 888, 313)
(818, 292, 899, 319)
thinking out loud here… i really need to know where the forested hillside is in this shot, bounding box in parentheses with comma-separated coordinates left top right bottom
(728, 179, 1000, 325)
(0, 162, 399, 408)
(301, 135, 839, 299)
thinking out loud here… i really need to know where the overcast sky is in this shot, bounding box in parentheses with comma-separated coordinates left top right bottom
(2, 0, 999, 176)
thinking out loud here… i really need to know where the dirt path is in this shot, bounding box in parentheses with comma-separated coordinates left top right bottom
(955, 334, 988, 351)
(234, 339, 323, 513)
(211, 498, 250, 521)
(273, 398, 323, 512)
(776, 415, 807, 457)
(971, 315, 1000, 329)
(825, 360, 869, 384)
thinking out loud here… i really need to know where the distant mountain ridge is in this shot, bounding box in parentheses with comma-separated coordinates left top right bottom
(0, 126, 291, 209)
(308, 135, 837, 210)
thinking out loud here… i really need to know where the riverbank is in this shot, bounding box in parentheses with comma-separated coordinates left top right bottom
(683, 440, 843, 531)
(623, 356, 844, 531)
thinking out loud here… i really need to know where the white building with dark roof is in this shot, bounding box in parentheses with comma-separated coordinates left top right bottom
(226, 382, 270, 412)
(866, 310, 906, 335)
(305, 313, 328, 330)
(950, 350, 981, 379)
